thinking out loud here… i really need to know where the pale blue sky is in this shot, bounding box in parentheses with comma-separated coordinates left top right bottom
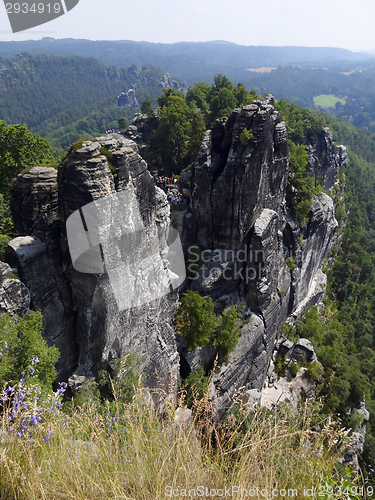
(0, 0, 373, 53)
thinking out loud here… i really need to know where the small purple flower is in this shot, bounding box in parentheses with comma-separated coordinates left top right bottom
(371, 468, 375, 473)
(62, 422, 66, 427)
(4, 343, 8, 349)
(20, 378, 25, 383)
(17, 432, 22, 438)
(112, 417, 116, 422)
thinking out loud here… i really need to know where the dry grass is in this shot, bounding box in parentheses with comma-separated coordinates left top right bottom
(0, 379, 366, 500)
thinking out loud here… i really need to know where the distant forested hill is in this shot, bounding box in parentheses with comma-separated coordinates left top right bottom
(1, 39, 375, 135)
(0, 38, 369, 69)
(0, 53, 166, 153)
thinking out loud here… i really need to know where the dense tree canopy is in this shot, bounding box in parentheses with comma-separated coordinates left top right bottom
(0, 121, 52, 193)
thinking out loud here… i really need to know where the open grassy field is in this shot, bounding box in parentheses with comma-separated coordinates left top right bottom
(313, 94, 346, 108)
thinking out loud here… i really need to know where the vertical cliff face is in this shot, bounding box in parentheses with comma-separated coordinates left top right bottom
(179, 96, 339, 415)
(7, 97, 340, 415)
(180, 96, 289, 251)
(9, 135, 180, 401)
(306, 126, 347, 190)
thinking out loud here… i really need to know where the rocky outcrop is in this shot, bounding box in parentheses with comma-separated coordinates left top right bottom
(124, 113, 159, 144)
(179, 96, 339, 415)
(118, 89, 139, 109)
(6, 97, 342, 416)
(339, 402, 369, 468)
(9, 135, 180, 402)
(159, 73, 188, 95)
(290, 193, 338, 318)
(306, 127, 347, 190)
(0, 261, 30, 317)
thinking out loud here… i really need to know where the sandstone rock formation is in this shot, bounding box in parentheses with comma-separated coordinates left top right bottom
(6, 96, 341, 416)
(306, 126, 347, 190)
(179, 95, 339, 415)
(0, 261, 30, 317)
(159, 73, 188, 95)
(9, 135, 180, 402)
(117, 89, 139, 109)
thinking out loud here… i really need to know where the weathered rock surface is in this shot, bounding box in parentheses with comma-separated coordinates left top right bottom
(7, 97, 342, 416)
(5, 235, 77, 379)
(179, 96, 339, 415)
(159, 73, 188, 95)
(0, 261, 30, 317)
(306, 127, 347, 190)
(9, 135, 180, 401)
(290, 193, 338, 319)
(124, 113, 159, 144)
(339, 402, 369, 468)
(117, 89, 139, 108)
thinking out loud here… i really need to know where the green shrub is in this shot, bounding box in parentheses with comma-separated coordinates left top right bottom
(0, 234, 10, 261)
(240, 128, 253, 146)
(289, 361, 299, 378)
(99, 146, 116, 175)
(70, 137, 94, 151)
(274, 354, 286, 378)
(306, 360, 324, 381)
(176, 291, 217, 351)
(0, 312, 60, 391)
(287, 140, 317, 226)
(67, 353, 145, 414)
(177, 291, 243, 357)
(181, 366, 209, 408)
(348, 409, 364, 431)
(285, 256, 297, 270)
(214, 305, 243, 358)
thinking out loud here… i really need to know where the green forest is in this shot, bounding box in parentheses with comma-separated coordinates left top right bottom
(0, 53, 168, 155)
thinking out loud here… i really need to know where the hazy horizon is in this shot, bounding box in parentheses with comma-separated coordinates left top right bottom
(0, 0, 374, 53)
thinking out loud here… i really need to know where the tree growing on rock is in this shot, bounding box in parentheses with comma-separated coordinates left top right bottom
(0, 121, 52, 194)
(140, 98, 154, 117)
(176, 290, 243, 358)
(176, 290, 217, 351)
(150, 89, 191, 173)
